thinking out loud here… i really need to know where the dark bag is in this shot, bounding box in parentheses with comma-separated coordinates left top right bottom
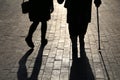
(21, 0, 30, 14)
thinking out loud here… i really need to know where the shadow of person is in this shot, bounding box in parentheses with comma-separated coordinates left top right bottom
(17, 42, 47, 80)
(24, 0, 54, 48)
(69, 54, 95, 80)
(57, 0, 101, 61)
(17, 49, 34, 80)
(28, 43, 47, 80)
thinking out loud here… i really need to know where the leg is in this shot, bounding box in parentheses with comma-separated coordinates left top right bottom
(68, 23, 78, 60)
(71, 36, 78, 60)
(79, 22, 88, 57)
(79, 33, 86, 58)
(79, 35, 85, 53)
(25, 21, 39, 48)
(41, 21, 48, 45)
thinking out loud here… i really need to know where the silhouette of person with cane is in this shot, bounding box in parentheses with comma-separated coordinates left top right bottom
(25, 0, 54, 48)
(57, 0, 101, 60)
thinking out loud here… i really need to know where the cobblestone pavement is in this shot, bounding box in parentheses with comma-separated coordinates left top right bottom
(0, 0, 120, 80)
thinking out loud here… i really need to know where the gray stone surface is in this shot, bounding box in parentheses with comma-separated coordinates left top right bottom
(0, 0, 120, 80)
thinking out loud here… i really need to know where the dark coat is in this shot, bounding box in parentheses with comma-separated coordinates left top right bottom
(59, 0, 92, 23)
(29, 0, 53, 22)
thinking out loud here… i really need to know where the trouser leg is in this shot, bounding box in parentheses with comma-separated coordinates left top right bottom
(27, 21, 39, 38)
(25, 21, 39, 48)
(41, 21, 47, 41)
(68, 23, 78, 60)
(79, 22, 88, 56)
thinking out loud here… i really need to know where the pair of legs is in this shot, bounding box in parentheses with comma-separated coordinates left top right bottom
(25, 21, 48, 48)
(68, 22, 88, 60)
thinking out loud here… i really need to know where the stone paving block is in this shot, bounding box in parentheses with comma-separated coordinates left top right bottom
(45, 63, 54, 68)
(11, 68, 18, 73)
(53, 60, 62, 70)
(60, 72, 68, 80)
(58, 42, 64, 50)
(55, 50, 63, 60)
(94, 62, 105, 79)
(93, 53, 101, 62)
(63, 47, 70, 58)
(42, 74, 51, 80)
(61, 58, 70, 69)
(27, 68, 33, 73)
(51, 70, 60, 80)
(47, 57, 55, 63)
(48, 48, 57, 58)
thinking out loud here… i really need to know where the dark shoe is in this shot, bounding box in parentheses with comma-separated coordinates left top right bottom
(41, 39, 48, 46)
(25, 37, 34, 48)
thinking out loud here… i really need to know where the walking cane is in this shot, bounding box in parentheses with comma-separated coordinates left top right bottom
(96, 7, 101, 51)
(96, 7, 110, 80)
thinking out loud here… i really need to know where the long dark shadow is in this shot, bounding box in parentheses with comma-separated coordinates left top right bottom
(69, 55, 95, 80)
(17, 43, 47, 80)
(17, 49, 34, 80)
(28, 44, 46, 80)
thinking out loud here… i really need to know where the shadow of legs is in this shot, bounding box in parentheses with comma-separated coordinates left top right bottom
(28, 44, 46, 80)
(25, 21, 39, 48)
(17, 49, 34, 80)
(69, 55, 95, 80)
(71, 37, 78, 61)
(79, 37, 86, 57)
(41, 21, 48, 46)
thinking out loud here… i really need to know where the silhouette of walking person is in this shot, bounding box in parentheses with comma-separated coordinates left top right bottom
(57, 0, 101, 60)
(25, 0, 54, 48)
